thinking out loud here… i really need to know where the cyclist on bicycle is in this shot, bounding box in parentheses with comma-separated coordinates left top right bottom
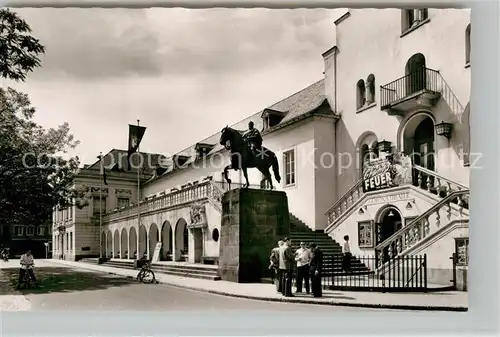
(16, 249, 39, 289)
(1, 247, 9, 261)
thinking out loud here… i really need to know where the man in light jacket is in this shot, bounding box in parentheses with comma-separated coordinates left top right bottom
(279, 237, 294, 297)
(269, 240, 284, 293)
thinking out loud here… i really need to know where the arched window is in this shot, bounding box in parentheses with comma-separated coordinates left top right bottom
(360, 144, 370, 172)
(357, 132, 378, 178)
(370, 141, 379, 160)
(405, 53, 426, 95)
(366, 74, 376, 104)
(356, 79, 366, 110)
(465, 24, 471, 65)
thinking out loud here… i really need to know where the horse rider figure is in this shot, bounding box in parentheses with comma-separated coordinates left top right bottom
(243, 121, 263, 159)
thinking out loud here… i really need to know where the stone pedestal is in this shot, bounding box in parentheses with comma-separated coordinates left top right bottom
(218, 188, 290, 283)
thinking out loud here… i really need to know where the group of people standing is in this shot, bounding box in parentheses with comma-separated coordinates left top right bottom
(269, 237, 323, 298)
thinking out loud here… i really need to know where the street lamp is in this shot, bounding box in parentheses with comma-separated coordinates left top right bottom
(44, 242, 49, 259)
(435, 121, 453, 138)
(377, 140, 392, 153)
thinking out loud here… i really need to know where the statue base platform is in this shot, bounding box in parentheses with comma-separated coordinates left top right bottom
(218, 188, 289, 283)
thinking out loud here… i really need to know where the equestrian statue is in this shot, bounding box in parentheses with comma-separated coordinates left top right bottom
(219, 121, 281, 190)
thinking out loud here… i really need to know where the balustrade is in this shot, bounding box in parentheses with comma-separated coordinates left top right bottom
(103, 181, 214, 223)
(325, 180, 364, 226)
(101, 180, 259, 223)
(374, 190, 469, 268)
(325, 165, 469, 230)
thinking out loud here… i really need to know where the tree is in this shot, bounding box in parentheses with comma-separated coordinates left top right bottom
(0, 87, 81, 226)
(0, 9, 82, 229)
(0, 9, 45, 81)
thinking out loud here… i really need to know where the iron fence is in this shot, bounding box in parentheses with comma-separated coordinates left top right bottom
(321, 254, 428, 292)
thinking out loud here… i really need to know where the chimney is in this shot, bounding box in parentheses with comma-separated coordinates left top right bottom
(322, 46, 338, 113)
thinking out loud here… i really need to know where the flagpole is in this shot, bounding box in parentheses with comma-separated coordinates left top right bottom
(136, 120, 141, 259)
(99, 152, 103, 259)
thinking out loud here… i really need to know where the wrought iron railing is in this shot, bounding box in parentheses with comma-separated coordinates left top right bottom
(380, 67, 466, 122)
(320, 254, 428, 292)
(380, 68, 441, 108)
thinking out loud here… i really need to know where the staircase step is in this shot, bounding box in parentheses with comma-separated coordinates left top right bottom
(79, 259, 221, 281)
(288, 213, 372, 276)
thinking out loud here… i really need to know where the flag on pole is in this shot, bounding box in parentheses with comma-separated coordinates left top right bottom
(127, 124, 147, 170)
(98, 154, 108, 185)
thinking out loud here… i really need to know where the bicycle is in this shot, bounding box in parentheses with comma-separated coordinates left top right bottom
(18, 265, 38, 289)
(136, 261, 156, 284)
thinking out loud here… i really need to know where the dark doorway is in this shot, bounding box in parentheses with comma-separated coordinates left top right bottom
(412, 117, 435, 189)
(405, 53, 426, 95)
(377, 208, 403, 263)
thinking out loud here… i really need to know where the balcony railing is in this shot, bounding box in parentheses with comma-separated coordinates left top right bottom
(325, 165, 469, 231)
(102, 180, 263, 223)
(380, 68, 441, 109)
(374, 189, 469, 268)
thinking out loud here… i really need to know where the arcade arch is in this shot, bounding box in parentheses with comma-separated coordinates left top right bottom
(120, 227, 128, 259)
(129, 227, 137, 259)
(149, 223, 159, 258)
(161, 221, 173, 259)
(138, 224, 147, 259)
(113, 229, 120, 258)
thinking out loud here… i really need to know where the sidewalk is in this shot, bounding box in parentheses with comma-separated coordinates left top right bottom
(48, 259, 468, 311)
(0, 261, 32, 311)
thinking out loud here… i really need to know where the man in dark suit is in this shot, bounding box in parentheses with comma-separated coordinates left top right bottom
(309, 243, 323, 297)
(278, 237, 294, 297)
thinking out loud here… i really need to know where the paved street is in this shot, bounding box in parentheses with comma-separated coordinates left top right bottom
(0, 260, 392, 311)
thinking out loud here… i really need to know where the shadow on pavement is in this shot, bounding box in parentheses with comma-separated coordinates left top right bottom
(0, 266, 137, 295)
(292, 293, 355, 300)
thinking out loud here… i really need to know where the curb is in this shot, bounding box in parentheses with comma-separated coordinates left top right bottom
(55, 262, 468, 312)
(149, 278, 468, 312)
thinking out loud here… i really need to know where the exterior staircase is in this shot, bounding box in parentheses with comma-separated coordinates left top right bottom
(289, 213, 371, 276)
(374, 189, 469, 269)
(325, 165, 469, 231)
(323, 166, 469, 285)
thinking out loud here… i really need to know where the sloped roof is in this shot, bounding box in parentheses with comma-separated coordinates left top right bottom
(84, 78, 331, 182)
(86, 149, 162, 175)
(175, 79, 328, 157)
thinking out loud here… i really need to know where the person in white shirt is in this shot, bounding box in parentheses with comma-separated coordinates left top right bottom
(342, 235, 352, 273)
(17, 249, 38, 289)
(294, 241, 312, 294)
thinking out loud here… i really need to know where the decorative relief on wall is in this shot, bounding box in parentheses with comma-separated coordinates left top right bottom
(74, 185, 91, 209)
(115, 188, 132, 196)
(365, 192, 411, 205)
(187, 202, 207, 229)
(90, 187, 108, 194)
(358, 221, 374, 248)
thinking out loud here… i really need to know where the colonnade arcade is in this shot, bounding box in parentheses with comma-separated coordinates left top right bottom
(101, 219, 189, 261)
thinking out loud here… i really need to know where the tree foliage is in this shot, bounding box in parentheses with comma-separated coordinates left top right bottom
(0, 88, 82, 226)
(0, 9, 82, 228)
(0, 9, 45, 81)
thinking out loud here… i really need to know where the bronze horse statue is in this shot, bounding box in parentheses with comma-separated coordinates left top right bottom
(219, 126, 281, 189)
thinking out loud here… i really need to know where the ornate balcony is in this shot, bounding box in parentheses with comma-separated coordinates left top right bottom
(101, 180, 261, 224)
(380, 68, 441, 116)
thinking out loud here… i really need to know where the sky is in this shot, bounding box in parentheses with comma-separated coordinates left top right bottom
(4, 8, 345, 166)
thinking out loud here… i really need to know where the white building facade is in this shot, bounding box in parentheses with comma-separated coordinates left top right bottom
(323, 9, 470, 286)
(52, 8, 470, 287)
